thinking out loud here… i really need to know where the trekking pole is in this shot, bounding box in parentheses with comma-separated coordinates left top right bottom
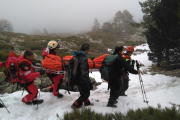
(136, 60, 149, 105)
(66, 78, 71, 94)
(36, 77, 43, 110)
(0, 99, 10, 114)
(36, 90, 40, 110)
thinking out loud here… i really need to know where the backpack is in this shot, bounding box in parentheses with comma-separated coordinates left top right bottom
(100, 54, 119, 81)
(41, 54, 65, 71)
(4, 51, 19, 84)
(65, 56, 80, 92)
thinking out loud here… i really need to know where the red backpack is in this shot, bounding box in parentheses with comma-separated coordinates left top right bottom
(4, 51, 19, 84)
(41, 54, 65, 71)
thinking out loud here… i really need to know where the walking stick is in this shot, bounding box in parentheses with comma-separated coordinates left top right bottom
(0, 99, 10, 114)
(37, 77, 43, 110)
(136, 60, 149, 105)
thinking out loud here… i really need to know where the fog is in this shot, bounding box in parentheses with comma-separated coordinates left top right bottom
(0, 0, 146, 34)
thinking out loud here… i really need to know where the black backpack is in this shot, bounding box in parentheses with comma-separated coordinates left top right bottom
(100, 54, 119, 81)
(66, 56, 79, 88)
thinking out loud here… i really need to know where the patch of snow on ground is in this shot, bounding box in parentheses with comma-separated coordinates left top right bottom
(0, 43, 180, 120)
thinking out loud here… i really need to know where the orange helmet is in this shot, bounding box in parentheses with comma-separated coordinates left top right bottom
(126, 46, 134, 53)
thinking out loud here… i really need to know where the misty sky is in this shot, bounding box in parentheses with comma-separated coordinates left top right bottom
(0, 0, 146, 34)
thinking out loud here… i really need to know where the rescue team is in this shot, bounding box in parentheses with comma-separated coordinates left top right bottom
(0, 40, 140, 108)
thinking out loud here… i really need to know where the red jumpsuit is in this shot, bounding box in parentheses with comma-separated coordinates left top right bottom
(18, 59, 41, 103)
(42, 47, 63, 96)
(0, 62, 5, 67)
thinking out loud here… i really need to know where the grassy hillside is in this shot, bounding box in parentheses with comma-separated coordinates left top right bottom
(0, 30, 146, 61)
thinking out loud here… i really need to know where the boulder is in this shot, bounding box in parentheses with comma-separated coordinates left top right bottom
(34, 77, 52, 89)
(40, 77, 52, 88)
(0, 72, 5, 83)
(1, 84, 18, 94)
(41, 86, 51, 92)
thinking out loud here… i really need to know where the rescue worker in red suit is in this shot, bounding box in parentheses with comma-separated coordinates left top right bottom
(18, 50, 45, 105)
(42, 40, 64, 98)
(0, 62, 5, 108)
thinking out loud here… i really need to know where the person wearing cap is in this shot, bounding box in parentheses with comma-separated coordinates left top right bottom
(71, 43, 93, 109)
(106, 45, 140, 108)
(42, 40, 64, 98)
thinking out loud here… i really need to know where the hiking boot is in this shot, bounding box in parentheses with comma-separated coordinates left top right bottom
(57, 93, 63, 98)
(71, 100, 82, 109)
(84, 99, 92, 106)
(119, 92, 127, 96)
(106, 103, 117, 108)
(25, 101, 33, 105)
(114, 101, 118, 104)
(0, 103, 4, 108)
(22, 100, 32, 105)
(32, 99, 44, 105)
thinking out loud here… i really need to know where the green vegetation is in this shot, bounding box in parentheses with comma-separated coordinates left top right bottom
(0, 22, 146, 62)
(0, 43, 14, 50)
(0, 50, 9, 61)
(132, 0, 180, 67)
(62, 104, 180, 120)
(87, 31, 146, 50)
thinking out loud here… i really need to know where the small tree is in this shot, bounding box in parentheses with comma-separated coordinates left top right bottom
(113, 11, 124, 34)
(32, 28, 42, 35)
(122, 9, 136, 34)
(43, 28, 48, 35)
(0, 18, 13, 31)
(92, 18, 100, 32)
(102, 22, 113, 33)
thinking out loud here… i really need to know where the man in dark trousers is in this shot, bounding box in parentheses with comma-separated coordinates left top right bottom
(71, 44, 93, 109)
(107, 45, 140, 108)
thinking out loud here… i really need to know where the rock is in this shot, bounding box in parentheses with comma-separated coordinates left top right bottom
(34, 77, 52, 89)
(96, 82, 102, 86)
(38, 76, 101, 92)
(0, 83, 9, 89)
(72, 85, 78, 92)
(90, 77, 97, 85)
(0, 72, 6, 83)
(35, 56, 43, 61)
(2, 84, 17, 94)
(41, 86, 51, 92)
(34, 78, 42, 88)
(40, 77, 52, 88)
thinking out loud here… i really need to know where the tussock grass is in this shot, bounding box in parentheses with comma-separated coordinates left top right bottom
(62, 104, 180, 120)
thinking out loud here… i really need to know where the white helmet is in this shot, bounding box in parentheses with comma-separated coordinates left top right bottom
(47, 40, 60, 49)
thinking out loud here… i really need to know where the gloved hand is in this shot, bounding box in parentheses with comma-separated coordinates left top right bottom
(32, 61, 36, 66)
(39, 69, 45, 75)
(89, 83, 93, 90)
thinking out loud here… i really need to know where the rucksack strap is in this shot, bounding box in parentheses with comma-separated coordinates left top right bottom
(61, 57, 66, 72)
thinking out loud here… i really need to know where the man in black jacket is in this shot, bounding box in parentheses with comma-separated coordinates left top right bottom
(107, 45, 141, 108)
(71, 44, 93, 109)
